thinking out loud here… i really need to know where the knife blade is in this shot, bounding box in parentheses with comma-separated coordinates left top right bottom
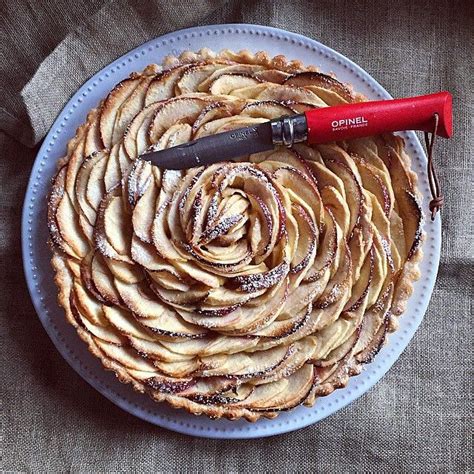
(140, 121, 274, 170)
(139, 92, 452, 170)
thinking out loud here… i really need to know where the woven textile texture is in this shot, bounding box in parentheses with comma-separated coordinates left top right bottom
(1, 0, 472, 471)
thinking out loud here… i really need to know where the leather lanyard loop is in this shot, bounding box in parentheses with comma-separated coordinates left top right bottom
(424, 113, 444, 220)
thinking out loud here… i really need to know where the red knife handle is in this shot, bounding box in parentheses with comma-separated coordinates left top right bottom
(304, 91, 453, 144)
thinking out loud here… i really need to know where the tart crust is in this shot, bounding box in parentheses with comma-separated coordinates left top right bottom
(48, 48, 423, 421)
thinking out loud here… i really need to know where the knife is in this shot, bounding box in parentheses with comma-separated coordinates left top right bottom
(139, 92, 452, 170)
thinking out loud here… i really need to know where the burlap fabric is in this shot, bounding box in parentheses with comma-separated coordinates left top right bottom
(1, 0, 472, 471)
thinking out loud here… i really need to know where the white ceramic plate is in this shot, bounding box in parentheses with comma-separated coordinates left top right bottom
(22, 24, 441, 439)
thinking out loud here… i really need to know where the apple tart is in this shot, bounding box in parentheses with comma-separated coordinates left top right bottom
(48, 49, 423, 421)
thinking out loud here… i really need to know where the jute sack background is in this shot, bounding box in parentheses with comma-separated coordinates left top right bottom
(1, 0, 472, 471)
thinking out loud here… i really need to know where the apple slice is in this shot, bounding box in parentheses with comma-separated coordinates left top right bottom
(94, 338, 157, 372)
(100, 77, 141, 148)
(177, 278, 288, 335)
(257, 84, 327, 107)
(103, 143, 121, 192)
(309, 352, 352, 399)
(128, 369, 195, 392)
(94, 189, 133, 263)
(355, 313, 389, 364)
(354, 282, 393, 355)
(315, 324, 360, 368)
(213, 117, 268, 134)
(75, 150, 108, 226)
(253, 337, 318, 384)
(72, 279, 107, 326)
(102, 305, 155, 341)
(105, 258, 144, 284)
(144, 65, 191, 105)
(235, 363, 314, 411)
(70, 292, 123, 344)
(48, 166, 81, 258)
(312, 317, 355, 360)
(289, 204, 318, 284)
(203, 285, 265, 307)
(148, 269, 191, 292)
(151, 198, 186, 261)
(112, 75, 155, 144)
(355, 159, 392, 217)
(253, 69, 292, 84)
(132, 177, 158, 243)
(304, 208, 338, 282)
(160, 335, 259, 357)
(151, 122, 193, 152)
(230, 83, 274, 99)
(113, 279, 207, 338)
(230, 377, 289, 409)
(149, 97, 207, 143)
(127, 338, 194, 362)
(176, 63, 228, 94)
(114, 279, 169, 319)
(396, 190, 423, 260)
(173, 377, 238, 399)
(80, 250, 106, 303)
(84, 106, 104, 157)
(198, 64, 265, 91)
(251, 303, 312, 338)
(319, 185, 350, 236)
(343, 245, 374, 312)
(189, 384, 255, 405)
(58, 189, 94, 260)
(131, 234, 172, 271)
(314, 239, 352, 309)
(151, 285, 209, 309)
(191, 102, 234, 134)
(199, 345, 289, 378)
(64, 121, 88, 209)
(284, 72, 354, 103)
(272, 165, 323, 224)
(123, 101, 163, 158)
(324, 159, 363, 239)
(154, 359, 201, 378)
(209, 74, 261, 95)
(241, 100, 296, 119)
(91, 252, 123, 306)
(85, 152, 108, 211)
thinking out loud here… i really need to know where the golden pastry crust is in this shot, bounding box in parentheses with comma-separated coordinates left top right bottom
(48, 49, 423, 421)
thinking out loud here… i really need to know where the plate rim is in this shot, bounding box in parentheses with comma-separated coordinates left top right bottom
(21, 23, 441, 439)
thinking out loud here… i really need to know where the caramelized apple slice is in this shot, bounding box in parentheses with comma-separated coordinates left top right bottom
(90, 252, 122, 306)
(284, 72, 354, 103)
(191, 102, 234, 134)
(127, 338, 193, 362)
(209, 74, 261, 95)
(257, 84, 326, 107)
(95, 338, 157, 372)
(241, 100, 296, 119)
(114, 279, 207, 338)
(237, 363, 314, 411)
(149, 97, 207, 143)
(112, 75, 155, 144)
(199, 345, 289, 377)
(100, 77, 141, 148)
(102, 305, 155, 341)
(145, 65, 191, 105)
(123, 101, 163, 158)
(254, 69, 291, 84)
(48, 166, 84, 258)
(198, 64, 265, 91)
(176, 63, 227, 94)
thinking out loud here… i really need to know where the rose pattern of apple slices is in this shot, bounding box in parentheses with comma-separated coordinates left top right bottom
(48, 48, 423, 421)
